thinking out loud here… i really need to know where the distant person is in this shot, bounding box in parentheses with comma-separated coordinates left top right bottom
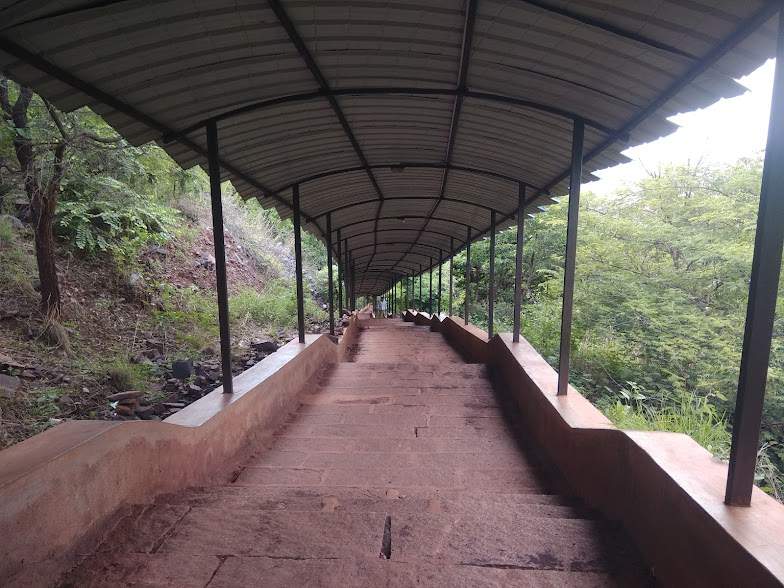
(379, 296, 388, 315)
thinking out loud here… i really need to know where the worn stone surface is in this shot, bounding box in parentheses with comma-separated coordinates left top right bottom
(62, 319, 650, 586)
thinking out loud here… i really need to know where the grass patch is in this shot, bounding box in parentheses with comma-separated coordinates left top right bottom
(0, 215, 14, 245)
(153, 284, 218, 355)
(600, 387, 731, 457)
(0, 217, 37, 299)
(230, 281, 326, 332)
(103, 358, 157, 391)
(28, 387, 66, 420)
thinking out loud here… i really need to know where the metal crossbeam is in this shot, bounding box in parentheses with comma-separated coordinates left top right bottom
(514, 0, 697, 59)
(0, 37, 328, 234)
(266, 0, 386, 272)
(389, 0, 479, 281)
(276, 162, 546, 194)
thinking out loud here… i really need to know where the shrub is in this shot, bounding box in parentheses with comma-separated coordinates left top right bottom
(0, 215, 14, 245)
(56, 176, 179, 264)
(152, 284, 218, 354)
(230, 281, 326, 332)
(0, 217, 37, 299)
(600, 384, 731, 457)
(102, 358, 156, 391)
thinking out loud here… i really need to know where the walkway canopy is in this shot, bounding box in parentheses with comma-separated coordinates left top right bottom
(0, 1, 778, 295)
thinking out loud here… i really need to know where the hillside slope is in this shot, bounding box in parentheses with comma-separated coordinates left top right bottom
(0, 193, 331, 448)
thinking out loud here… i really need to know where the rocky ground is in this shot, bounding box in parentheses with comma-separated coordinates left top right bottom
(0, 214, 330, 448)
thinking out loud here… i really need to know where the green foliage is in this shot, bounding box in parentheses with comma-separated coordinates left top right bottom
(600, 384, 731, 457)
(56, 176, 179, 263)
(0, 217, 36, 298)
(0, 215, 14, 245)
(230, 281, 326, 332)
(28, 387, 65, 420)
(152, 284, 218, 355)
(102, 358, 156, 392)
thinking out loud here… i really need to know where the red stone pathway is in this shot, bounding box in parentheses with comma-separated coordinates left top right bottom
(64, 319, 650, 586)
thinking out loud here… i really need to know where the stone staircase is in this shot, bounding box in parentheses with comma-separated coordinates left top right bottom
(62, 319, 651, 587)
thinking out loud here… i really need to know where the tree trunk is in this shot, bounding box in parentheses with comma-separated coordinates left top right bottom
(30, 186, 61, 319)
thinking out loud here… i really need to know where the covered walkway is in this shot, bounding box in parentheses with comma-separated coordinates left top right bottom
(63, 318, 648, 586)
(2, 2, 784, 586)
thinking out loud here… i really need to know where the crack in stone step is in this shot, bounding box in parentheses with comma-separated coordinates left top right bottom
(379, 515, 392, 560)
(229, 466, 246, 483)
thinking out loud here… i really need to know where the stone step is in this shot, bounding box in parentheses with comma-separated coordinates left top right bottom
(153, 490, 589, 521)
(263, 435, 531, 455)
(256, 449, 538, 469)
(231, 463, 548, 493)
(278, 412, 516, 430)
(315, 381, 497, 392)
(329, 363, 486, 374)
(158, 485, 578, 510)
(119, 510, 636, 576)
(64, 553, 646, 587)
(296, 402, 502, 418)
(266, 421, 518, 443)
(301, 392, 499, 408)
(320, 375, 491, 384)
(208, 558, 646, 588)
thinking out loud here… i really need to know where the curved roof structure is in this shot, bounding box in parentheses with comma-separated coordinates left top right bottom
(0, 0, 778, 293)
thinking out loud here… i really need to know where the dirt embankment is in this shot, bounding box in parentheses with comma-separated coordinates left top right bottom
(0, 215, 325, 449)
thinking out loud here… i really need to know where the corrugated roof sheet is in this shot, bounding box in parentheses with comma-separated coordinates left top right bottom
(0, 0, 777, 293)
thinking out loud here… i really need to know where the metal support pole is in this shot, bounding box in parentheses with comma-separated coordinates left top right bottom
(347, 243, 352, 311)
(206, 121, 233, 395)
(726, 13, 784, 507)
(465, 227, 471, 325)
(513, 184, 526, 343)
(449, 237, 454, 316)
(438, 250, 443, 316)
(346, 249, 351, 311)
(557, 118, 585, 396)
(350, 257, 356, 311)
(337, 230, 343, 316)
(326, 213, 335, 336)
(292, 184, 306, 344)
(488, 210, 496, 338)
(429, 258, 433, 315)
(419, 265, 422, 311)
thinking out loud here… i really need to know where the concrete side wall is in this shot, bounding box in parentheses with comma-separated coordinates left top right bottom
(438, 315, 488, 364)
(413, 312, 431, 326)
(0, 319, 363, 585)
(431, 319, 784, 586)
(429, 314, 442, 332)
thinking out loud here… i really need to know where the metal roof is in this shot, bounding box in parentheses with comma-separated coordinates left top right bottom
(0, 0, 778, 294)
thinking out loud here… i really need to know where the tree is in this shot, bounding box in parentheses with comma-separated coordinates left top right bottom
(0, 77, 121, 334)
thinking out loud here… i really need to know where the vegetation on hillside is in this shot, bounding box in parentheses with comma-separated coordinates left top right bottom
(0, 79, 328, 447)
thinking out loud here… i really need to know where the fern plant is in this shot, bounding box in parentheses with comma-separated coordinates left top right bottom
(55, 174, 178, 262)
